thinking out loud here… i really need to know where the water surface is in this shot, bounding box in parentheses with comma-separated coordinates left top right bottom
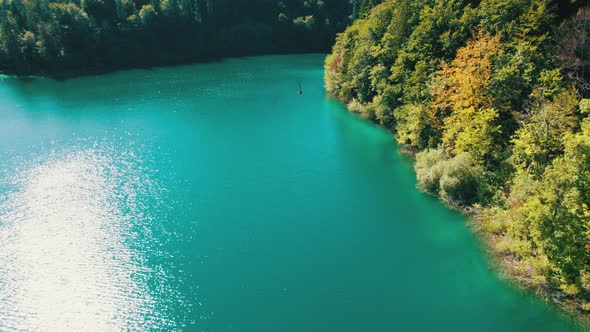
(0, 55, 584, 331)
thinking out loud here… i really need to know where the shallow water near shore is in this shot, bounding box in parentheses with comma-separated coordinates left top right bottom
(0, 54, 584, 331)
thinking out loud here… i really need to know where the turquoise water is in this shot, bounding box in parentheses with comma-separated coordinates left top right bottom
(0, 54, 584, 331)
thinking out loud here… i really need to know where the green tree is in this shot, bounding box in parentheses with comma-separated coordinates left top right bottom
(519, 119, 590, 297)
(511, 88, 580, 176)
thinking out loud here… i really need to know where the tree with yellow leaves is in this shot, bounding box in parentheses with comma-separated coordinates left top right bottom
(434, 32, 503, 163)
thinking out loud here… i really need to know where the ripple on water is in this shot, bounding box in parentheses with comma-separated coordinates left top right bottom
(0, 142, 178, 331)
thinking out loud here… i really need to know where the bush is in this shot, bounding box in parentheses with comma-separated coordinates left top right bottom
(415, 148, 447, 194)
(496, 237, 532, 258)
(479, 207, 507, 233)
(415, 149, 483, 205)
(347, 98, 364, 113)
(439, 153, 482, 204)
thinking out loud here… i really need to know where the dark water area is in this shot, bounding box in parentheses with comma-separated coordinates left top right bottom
(0, 55, 584, 331)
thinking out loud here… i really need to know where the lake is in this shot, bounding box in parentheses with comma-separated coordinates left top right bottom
(0, 54, 584, 331)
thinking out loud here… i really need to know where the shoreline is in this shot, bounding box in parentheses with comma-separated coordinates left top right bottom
(0, 50, 329, 81)
(345, 105, 590, 329)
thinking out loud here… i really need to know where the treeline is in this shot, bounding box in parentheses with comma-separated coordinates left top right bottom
(0, 0, 363, 75)
(325, 0, 590, 314)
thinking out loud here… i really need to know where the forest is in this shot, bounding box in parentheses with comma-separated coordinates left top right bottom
(0, 0, 364, 75)
(325, 0, 590, 315)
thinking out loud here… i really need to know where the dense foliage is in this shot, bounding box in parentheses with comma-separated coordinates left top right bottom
(0, 0, 363, 75)
(325, 0, 590, 314)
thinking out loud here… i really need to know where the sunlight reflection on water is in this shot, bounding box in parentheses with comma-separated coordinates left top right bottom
(0, 145, 176, 331)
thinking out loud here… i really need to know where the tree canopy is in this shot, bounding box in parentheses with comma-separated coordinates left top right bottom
(0, 0, 356, 74)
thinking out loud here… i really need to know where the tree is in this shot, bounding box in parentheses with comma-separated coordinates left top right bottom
(511, 88, 580, 176)
(519, 118, 590, 297)
(394, 103, 433, 149)
(49, 2, 98, 68)
(434, 33, 503, 162)
(557, 7, 590, 96)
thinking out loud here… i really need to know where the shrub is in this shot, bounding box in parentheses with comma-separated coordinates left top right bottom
(439, 153, 482, 204)
(415, 148, 446, 194)
(415, 149, 483, 205)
